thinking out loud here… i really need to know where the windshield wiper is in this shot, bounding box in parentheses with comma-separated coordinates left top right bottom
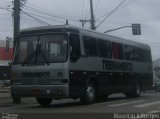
(22, 52, 35, 66)
(22, 41, 38, 66)
(38, 44, 50, 65)
(22, 43, 49, 66)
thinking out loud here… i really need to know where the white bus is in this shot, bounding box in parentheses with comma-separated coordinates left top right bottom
(11, 25, 153, 106)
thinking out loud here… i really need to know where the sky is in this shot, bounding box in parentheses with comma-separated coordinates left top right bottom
(0, 0, 160, 60)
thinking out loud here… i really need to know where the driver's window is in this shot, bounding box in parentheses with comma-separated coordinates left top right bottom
(70, 34, 81, 57)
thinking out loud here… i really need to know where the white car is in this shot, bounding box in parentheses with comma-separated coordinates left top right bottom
(2, 80, 11, 87)
(0, 80, 3, 86)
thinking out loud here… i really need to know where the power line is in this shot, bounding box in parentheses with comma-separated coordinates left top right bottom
(96, 0, 137, 21)
(22, 2, 79, 22)
(94, 0, 100, 13)
(21, 15, 46, 26)
(101, 20, 160, 30)
(24, 5, 79, 22)
(0, 29, 12, 32)
(0, 0, 13, 8)
(0, 1, 12, 4)
(22, 11, 52, 26)
(0, 6, 12, 12)
(27, 1, 80, 20)
(117, 0, 137, 11)
(0, 13, 10, 15)
(96, 0, 127, 29)
(22, 11, 65, 24)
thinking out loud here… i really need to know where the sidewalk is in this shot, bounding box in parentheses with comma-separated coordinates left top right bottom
(0, 92, 15, 107)
(0, 92, 10, 98)
(0, 85, 11, 93)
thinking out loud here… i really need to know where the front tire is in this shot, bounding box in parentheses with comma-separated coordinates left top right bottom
(36, 98, 52, 107)
(80, 83, 96, 104)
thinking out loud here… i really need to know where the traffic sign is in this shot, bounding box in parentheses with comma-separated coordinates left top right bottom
(132, 24, 141, 35)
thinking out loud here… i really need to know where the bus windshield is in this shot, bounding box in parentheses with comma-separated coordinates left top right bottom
(14, 33, 68, 65)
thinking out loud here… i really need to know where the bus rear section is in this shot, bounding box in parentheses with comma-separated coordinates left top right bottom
(68, 30, 153, 104)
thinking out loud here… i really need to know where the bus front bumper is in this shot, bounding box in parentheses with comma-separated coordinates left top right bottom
(11, 85, 69, 98)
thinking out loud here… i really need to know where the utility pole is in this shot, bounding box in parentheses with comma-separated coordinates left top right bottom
(79, 0, 96, 30)
(79, 19, 90, 27)
(12, 0, 21, 104)
(90, 0, 95, 30)
(13, 0, 20, 48)
(66, 20, 69, 25)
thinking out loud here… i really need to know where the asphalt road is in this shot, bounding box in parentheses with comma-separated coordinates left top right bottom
(0, 92, 160, 119)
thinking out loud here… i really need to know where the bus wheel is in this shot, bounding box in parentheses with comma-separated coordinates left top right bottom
(36, 98, 52, 107)
(80, 83, 96, 104)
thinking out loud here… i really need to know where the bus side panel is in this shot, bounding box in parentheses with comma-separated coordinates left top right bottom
(132, 62, 153, 91)
(68, 57, 116, 98)
(141, 73, 153, 91)
(69, 70, 117, 98)
(69, 71, 86, 98)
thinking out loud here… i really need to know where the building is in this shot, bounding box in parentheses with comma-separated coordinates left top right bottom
(0, 40, 13, 80)
(153, 59, 160, 84)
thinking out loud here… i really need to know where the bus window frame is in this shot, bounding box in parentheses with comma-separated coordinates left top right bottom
(83, 36, 98, 57)
(14, 32, 69, 64)
(69, 33, 81, 62)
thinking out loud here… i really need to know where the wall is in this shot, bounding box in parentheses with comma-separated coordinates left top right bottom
(0, 47, 13, 60)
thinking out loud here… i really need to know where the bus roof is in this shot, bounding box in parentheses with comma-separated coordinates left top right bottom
(21, 25, 150, 50)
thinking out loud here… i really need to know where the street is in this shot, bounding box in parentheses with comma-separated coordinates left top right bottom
(0, 92, 160, 113)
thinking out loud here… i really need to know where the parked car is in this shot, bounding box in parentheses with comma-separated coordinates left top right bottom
(2, 80, 11, 87)
(0, 80, 3, 85)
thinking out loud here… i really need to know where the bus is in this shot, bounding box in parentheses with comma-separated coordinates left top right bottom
(11, 25, 153, 106)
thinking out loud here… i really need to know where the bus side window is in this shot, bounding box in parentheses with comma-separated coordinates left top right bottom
(70, 34, 81, 62)
(83, 36, 97, 57)
(98, 39, 112, 58)
(143, 49, 152, 63)
(124, 45, 134, 61)
(148, 50, 152, 62)
(134, 47, 144, 62)
(112, 42, 124, 60)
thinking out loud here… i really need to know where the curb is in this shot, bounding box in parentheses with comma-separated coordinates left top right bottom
(0, 90, 10, 93)
(0, 86, 11, 93)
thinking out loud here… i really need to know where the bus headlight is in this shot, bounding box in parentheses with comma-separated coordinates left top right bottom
(50, 79, 68, 85)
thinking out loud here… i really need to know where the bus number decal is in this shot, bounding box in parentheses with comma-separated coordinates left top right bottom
(21, 72, 50, 78)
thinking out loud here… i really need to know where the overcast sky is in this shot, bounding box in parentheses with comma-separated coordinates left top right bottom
(0, 0, 160, 60)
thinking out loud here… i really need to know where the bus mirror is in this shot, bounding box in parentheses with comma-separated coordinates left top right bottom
(8, 62, 12, 66)
(70, 46, 72, 54)
(70, 47, 81, 62)
(6, 37, 10, 52)
(6, 37, 13, 52)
